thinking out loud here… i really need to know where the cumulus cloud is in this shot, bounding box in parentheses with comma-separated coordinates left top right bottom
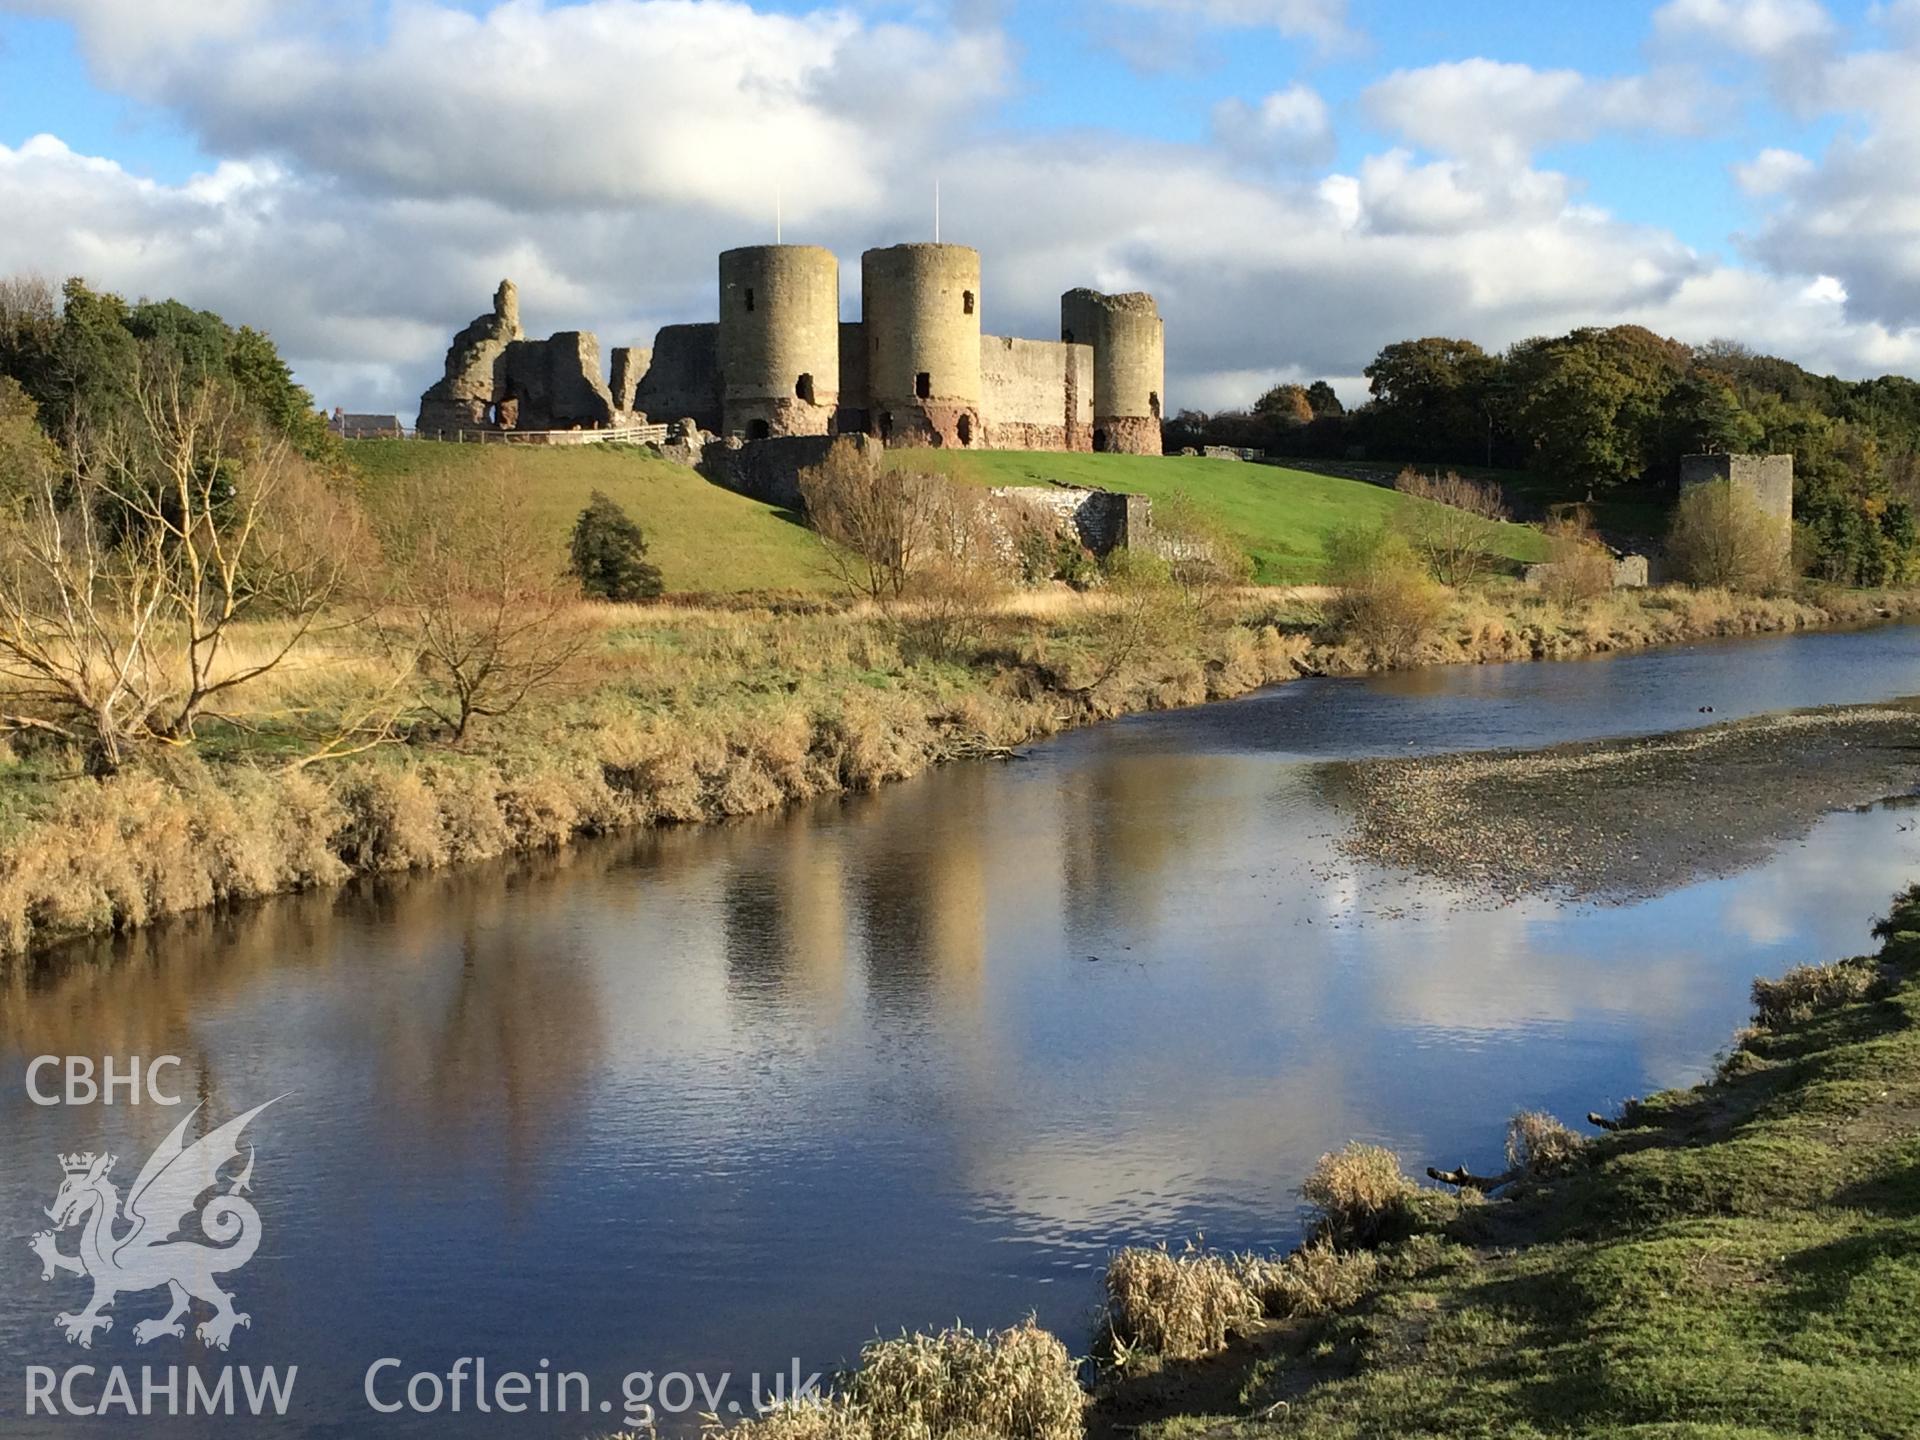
(2, 0, 1918, 421)
(1209, 83, 1334, 167)
(1651, 0, 1838, 62)
(1107, 0, 1355, 48)
(18, 0, 1010, 219)
(1364, 59, 1708, 167)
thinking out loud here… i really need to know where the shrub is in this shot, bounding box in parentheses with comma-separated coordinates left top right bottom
(1233, 1238, 1379, 1318)
(1668, 479, 1791, 591)
(1103, 1244, 1262, 1361)
(568, 490, 663, 601)
(1324, 526, 1448, 664)
(1751, 958, 1877, 1028)
(1152, 488, 1255, 601)
(1535, 507, 1617, 604)
(1393, 468, 1511, 586)
(1505, 1111, 1586, 1178)
(1300, 1142, 1423, 1248)
(1015, 523, 1096, 587)
(844, 1319, 1083, 1440)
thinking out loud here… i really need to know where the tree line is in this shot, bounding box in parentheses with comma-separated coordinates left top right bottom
(1169, 325, 1920, 584)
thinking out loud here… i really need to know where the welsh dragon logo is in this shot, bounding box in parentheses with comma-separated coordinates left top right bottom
(28, 1099, 279, 1351)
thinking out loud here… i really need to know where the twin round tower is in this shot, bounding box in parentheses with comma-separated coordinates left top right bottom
(635, 242, 1165, 455)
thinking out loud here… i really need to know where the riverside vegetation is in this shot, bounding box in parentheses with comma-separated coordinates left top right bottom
(4, 275, 1920, 961)
(657, 883, 1920, 1438)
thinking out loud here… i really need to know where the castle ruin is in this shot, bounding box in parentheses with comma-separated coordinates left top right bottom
(417, 244, 1165, 456)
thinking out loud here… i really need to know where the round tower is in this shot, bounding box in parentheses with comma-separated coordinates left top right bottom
(861, 244, 982, 448)
(1060, 288, 1164, 455)
(717, 245, 840, 439)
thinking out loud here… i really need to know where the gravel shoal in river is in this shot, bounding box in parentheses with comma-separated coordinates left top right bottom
(1326, 702, 1920, 900)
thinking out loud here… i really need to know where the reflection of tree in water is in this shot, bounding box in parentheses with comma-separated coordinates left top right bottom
(1, 838, 634, 1193)
(1058, 753, 1218, 939)
(0, 891, 350, 1156)
(849, 771, 991, 1022)
(718, 818, 849, 1013)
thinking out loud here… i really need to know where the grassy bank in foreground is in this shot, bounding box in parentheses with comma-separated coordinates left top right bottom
(2, 582, 1917, 963)
(711, 884, 1920, 1439)
(889, 449, 1552, 584)
(1091, 883, 1920, 1439)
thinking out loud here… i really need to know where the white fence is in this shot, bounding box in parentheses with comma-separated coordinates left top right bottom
(397, 423, 671, 447)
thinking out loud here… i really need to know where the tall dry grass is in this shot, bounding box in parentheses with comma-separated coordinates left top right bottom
(5, 579, 1920, 961)
(723, 1319, 1084, 1440)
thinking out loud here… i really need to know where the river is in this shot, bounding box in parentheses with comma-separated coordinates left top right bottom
(3, 625, 1919, 1436)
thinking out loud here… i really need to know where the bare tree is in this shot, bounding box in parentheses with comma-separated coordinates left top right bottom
(0, 351, 359, 771)
(1392, 468, 1511, 586)
(798, 441, 953, 602)
(379, 457, 587, 739)
(1667, 480, 1791, 591)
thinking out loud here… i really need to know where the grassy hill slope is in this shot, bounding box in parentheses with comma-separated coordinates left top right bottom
(347, 440, 829, 593)
(894, 449, 1551, 584)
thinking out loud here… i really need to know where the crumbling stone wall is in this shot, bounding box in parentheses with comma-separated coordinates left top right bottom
(416, 280, 618, 432)
(633, 324, 721, 434)
(609, 347, 648, 416)
(703, 431, 880, 510)
(1681, 454, 1793, 523)
(989, 485, 1149, 555)
(980, 336, 1093, 451)
(502, 330, 616, 430)
(417, 280, 522, 431)
(1680, 453, 1794, 566)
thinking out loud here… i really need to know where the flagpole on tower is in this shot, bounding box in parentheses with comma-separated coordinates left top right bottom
(934, 178, 941, 243)
(776, 185, 783, 244)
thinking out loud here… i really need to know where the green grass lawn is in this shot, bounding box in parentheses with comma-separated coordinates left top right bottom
(347, 440, 830, 593)
(895, 449, 1550, 584)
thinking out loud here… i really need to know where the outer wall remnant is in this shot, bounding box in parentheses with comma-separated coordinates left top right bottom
(1680, 453, 1794, 567)
(1060, 288, 1165, 456)
(718, 245, 841, 438)
(862, 244, 983, 449)
(1680, 455, 1793, 523)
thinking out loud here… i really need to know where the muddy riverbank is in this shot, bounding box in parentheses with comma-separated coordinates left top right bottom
(1329, 700, 1920, 898)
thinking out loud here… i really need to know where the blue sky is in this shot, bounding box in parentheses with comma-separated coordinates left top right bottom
(2, 0, 1917, 413)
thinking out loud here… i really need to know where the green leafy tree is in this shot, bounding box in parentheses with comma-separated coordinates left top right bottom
(1254, 383, 1314, 426)
(569, 490, 664, 601)
(1306, 380, 1344, 418)
(1362, 337, 1503, 463)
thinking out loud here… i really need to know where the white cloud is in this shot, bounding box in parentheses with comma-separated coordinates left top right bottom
(1651, 0, 1838, 62)
(16, 0, 1011, 219)
(1210, 84, 1335, 167)
(1734, 146, 1814, 194)
(1107, 0, 1354, 47)
(1364, 59, 1707, 167)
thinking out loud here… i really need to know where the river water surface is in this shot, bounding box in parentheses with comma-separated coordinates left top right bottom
(4, 625, 1920, 1436)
